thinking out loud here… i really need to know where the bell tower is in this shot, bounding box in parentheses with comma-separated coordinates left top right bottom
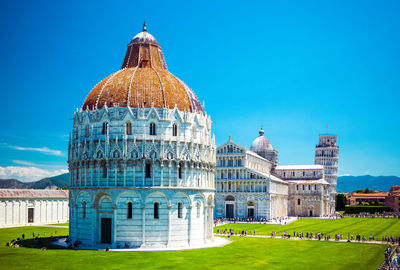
(314, 134, 339, 214)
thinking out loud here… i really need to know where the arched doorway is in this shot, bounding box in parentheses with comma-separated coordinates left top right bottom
(247, 201, 255, 218)
(308, 206, 314, 217)
(94, 194, 113, 245)
(225, 195, 235, 218)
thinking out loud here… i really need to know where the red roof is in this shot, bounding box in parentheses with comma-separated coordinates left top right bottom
(0, 189, 68, 199)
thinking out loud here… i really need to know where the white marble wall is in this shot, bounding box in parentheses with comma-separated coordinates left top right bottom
(0, 199, 69, 227)
(68, 105, 216, 249)
(69, 189, 214, 248)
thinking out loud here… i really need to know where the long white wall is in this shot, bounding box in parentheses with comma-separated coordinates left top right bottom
(0, 199, 69, 227)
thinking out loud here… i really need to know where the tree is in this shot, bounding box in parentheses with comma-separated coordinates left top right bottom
(336, 193, 347, 211)
(61, 186, 69, 190)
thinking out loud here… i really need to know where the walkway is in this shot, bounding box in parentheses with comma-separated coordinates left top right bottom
(214, 216, 299, 227)
(215, 233, 389, 245)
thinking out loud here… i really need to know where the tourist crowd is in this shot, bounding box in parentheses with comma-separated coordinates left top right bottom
(214, 216, 292, 226)
(381, 246, 400, 270)
(215, 225, 400, 245)
(340, 213, 400, 219)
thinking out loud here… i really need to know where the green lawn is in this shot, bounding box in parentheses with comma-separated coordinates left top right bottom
(215, 217, 400, 239)
(49, 223, 69, 226)
(0, 225, 386, 269)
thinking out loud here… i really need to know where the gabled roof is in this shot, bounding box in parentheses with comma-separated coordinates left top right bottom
(216, 140, 244, 151)
(0, 189, 69, 199)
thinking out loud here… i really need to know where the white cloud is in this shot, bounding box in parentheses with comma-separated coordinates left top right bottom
(0, 166, 68, 182)
(8, 145, 63, 156)
(12, 160, 37, 166)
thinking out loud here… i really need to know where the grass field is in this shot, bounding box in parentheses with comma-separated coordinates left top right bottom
(49, 223, 69, 226)
(215, 217, 400, 239)
(0, 224, 386, 269)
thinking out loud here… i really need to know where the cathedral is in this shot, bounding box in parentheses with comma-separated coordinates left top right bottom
(214, 130, 339, 219)
(68, 24, 215, 249)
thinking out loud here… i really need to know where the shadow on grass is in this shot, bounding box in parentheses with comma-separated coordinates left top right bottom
(10, 236, 69, 250)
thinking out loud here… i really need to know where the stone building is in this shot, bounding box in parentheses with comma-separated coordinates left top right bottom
(343, 192, 388, 206)
(214, 130, 333, 219)
(68, 24, 216, 249)
(385, 186, 400, 213)
(275, 165, 330, 217)
(0, 189, 69, 227)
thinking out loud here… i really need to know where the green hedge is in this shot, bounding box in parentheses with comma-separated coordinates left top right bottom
(344, 205, 393, 214)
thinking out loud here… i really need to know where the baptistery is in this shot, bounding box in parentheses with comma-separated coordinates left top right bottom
(68, 24, 216, 249)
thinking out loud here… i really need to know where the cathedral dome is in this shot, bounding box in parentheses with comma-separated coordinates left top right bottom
(82, 23, 203, 114)
(250, 129, 273, 151)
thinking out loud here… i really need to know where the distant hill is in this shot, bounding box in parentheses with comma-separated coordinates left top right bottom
(0, 173, 399, 192)
(0, 179, 31, 189)
(26, 173, 69, 189)
(337, 175, 400, 193)
(0, 173, 69, 189)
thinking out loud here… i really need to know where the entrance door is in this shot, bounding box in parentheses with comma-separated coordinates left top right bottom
(309, 210, 313, 217)
(226, 204, 234, 218)
(28, 208, 34, 223)
(248, 208, 254, 218)
(101, 218, 112, 244)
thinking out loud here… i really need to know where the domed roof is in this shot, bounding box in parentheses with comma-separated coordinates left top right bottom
(131, 31, 159, 47)
(250, 129, 274, 151)
(82, 23, 203, 114)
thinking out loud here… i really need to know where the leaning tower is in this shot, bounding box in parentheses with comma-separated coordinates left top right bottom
(314, 135, 339, 214)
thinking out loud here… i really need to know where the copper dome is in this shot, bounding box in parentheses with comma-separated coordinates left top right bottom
(82, 24, 203, 114)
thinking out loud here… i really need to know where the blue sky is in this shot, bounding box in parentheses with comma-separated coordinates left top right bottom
(0, 0, 399, 181)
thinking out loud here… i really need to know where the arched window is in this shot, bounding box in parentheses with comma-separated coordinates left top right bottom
(298, 199, 301, 205)
(150, 123, 156, 136)
(127, 202, 133, 219)
(314, 185, 317, 190)
(178, 202, 183, 219)
(102, 163, 107, 178)
(172, 124, 178, 136)
(178, 164, 182, 179)
(102, 122, 108, 135)
(296, 185, 299, 190)
(82, 201, 86, 219)
(126, 121, 132, 135)
(154, 202, 159, 219)
(196, 202, 201, 218)
(85, 124, 89, 137)
(145, 163, 151, 178)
